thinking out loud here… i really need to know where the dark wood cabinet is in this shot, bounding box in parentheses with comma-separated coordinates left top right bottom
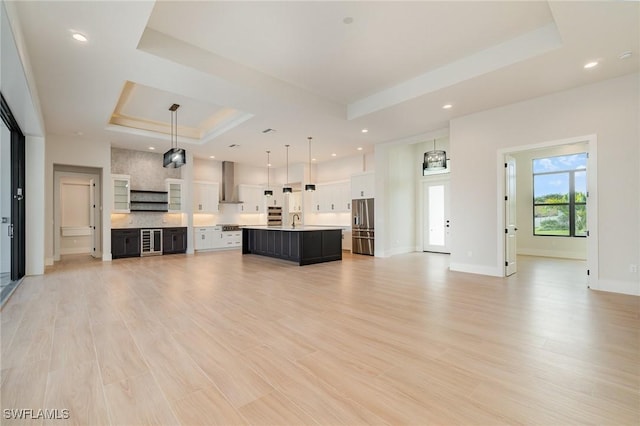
(162, 227, 187, 254)
(243, 228, 341, 265)
(111, 229, 140, 259)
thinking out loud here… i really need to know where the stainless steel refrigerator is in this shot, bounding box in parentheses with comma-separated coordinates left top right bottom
(352, 198, 374, 255)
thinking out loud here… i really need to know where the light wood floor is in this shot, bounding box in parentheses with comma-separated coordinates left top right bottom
(1, 251, 638, 425)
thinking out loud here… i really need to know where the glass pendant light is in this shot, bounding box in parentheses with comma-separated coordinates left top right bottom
(423, 139, 447, 173)
(283, 144, 292, 193)
(264, 150, 273, 197)
(305, 137, 316, 192)
(163, 103, 186, 168)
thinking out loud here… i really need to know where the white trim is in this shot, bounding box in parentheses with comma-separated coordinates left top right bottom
(450, 262, 503, 277)
(517, 248, 586, 260)
(590, 278, 640, 296)
(60, 246, 92, 255)
(497, 134, 598, 284)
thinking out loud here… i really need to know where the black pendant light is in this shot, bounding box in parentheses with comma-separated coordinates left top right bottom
(163, 103, 186, 168)
(305, 136, 316, 192)
(264, 150, 273, 197)
(283, 144, 292, 193)
(423, 139, 447, 173)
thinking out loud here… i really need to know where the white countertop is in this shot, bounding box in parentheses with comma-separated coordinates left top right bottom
(242, 225, 344, 232)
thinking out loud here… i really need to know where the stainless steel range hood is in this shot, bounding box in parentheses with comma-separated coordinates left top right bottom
(219, 161, 243, 204)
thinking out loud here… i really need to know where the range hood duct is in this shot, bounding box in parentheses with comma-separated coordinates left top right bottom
(220, 161, 243, 204)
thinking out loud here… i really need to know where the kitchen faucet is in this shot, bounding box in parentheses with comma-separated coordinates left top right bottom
(292, 213, 300, 228)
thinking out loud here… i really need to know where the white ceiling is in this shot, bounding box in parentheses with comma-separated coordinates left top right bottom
(10, 1, 639, 168)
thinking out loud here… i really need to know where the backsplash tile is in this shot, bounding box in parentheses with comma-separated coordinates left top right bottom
(111, 212, 184, 229)
(111, 148, 180, 191)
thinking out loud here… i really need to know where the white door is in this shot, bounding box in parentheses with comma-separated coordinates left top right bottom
(90, 178, 98, 258)
(423, 180, 450, 253)
(505, 155, 517, 276)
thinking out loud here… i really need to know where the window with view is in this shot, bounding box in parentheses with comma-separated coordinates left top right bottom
(533, 153, 587, 237)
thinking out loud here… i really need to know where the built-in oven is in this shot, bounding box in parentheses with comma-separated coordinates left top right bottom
(140, 229, 163, 256)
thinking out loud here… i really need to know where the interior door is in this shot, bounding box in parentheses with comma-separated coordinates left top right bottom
(422, 179, 450, 253)
(89, 178, 98, 258)
(505, 155, 517, 276)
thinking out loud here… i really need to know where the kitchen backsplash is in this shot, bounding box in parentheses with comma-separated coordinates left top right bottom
(111, 148, 180, 190)
(111, 212, 184, 228)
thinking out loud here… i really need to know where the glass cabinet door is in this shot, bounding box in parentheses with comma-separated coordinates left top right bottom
(167, 179, 183, 212)
(112, 175, 130, 213)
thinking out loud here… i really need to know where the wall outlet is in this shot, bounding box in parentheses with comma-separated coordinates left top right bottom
(630, 264, 638, 273)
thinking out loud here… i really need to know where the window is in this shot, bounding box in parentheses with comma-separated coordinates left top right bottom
(533, 153, 587, 237)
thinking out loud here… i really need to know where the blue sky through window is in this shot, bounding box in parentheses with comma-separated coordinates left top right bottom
(533, 153, 587, 197)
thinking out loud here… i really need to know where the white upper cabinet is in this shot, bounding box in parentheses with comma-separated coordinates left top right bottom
(288, 191, 302, 213)
(166, 178, 184, 212)
(237, 184, 265, 214)
(193, 181, 219, 213)
(265, 184, 283, 208)
(112, 174, 130, 213)
(313, 180, 350, 213)
(351, 172, 375, 199)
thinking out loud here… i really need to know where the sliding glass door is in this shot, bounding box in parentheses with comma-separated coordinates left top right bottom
(1, 92, 26, 302)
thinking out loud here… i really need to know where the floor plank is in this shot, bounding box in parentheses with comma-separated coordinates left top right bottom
(0, 252, 637, 425)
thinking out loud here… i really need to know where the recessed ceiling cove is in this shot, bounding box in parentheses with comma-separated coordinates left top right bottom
(107, 81, 253, 144)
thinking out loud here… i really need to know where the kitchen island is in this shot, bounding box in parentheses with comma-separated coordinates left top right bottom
(242, 226, 343, 265)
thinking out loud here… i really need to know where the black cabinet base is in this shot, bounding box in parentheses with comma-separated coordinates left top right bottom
(242, 228, 342, 266)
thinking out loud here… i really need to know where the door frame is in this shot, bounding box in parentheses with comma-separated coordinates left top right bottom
(421, 177, 451, 253)
(53, 169, 102, 261)
(496, 134, 598, 285)
(1, 93, 26, 282)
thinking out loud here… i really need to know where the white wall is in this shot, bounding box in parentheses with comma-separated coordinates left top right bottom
(450, 73, 639, 295)
(315, 154, 364, 182)
(26, 136, 45, 274)
(2, 0, 46, 275)
(512, 143, 588, 260)
(46, 134, 111, 263)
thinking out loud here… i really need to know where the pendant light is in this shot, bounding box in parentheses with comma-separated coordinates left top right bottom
(305, 136, 316, 192)
(283, 144, 292, 194)
(163, 103, 186, 168)
(264, 150, 273, 197)
(423, 138, 447, 173)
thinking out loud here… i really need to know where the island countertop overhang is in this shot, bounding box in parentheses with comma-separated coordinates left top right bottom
(241, 225, 345, 232)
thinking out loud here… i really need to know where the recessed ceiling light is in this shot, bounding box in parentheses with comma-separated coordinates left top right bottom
(357, 147, 363, 151)
(331, 153, 337, 157)
(442, 104, 453, 109)
(72, 32, 87, 42)
(209, 155, 215, 159)
(584, 61, 599, 69)
(148, 147, 155, 150)
(312, 158, 316, 162)
(619, 51, 632, 60)
(361, 128, 368, 133)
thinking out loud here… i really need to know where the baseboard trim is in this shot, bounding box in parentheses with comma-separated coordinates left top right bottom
(449, 262, 503, 277)
(590, 278, 639, 296)
(60, 248, 92, 255)
(517, 248, 586, 260)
